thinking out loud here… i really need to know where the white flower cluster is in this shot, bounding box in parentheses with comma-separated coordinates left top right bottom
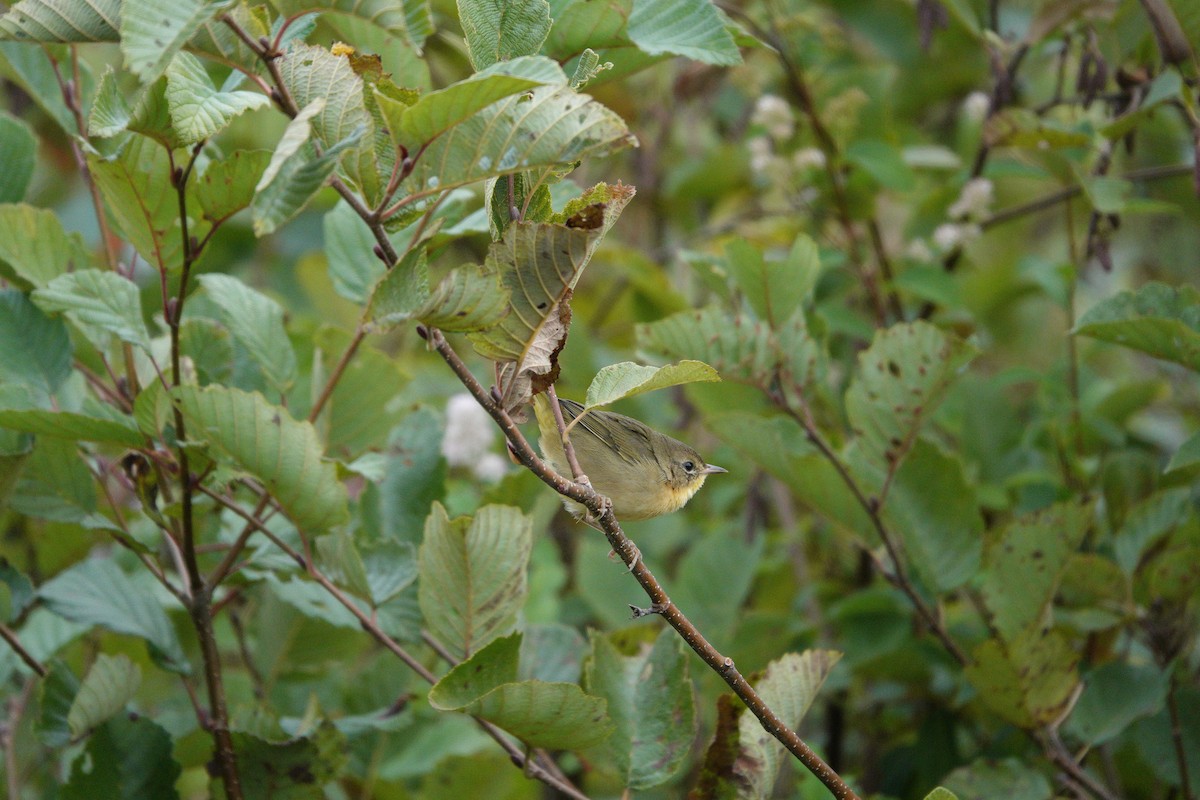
(441, 393, 507, 482)
(962, 91, 990, 123)
(751, 94, 795, 142)
(948, 177, 994, 221)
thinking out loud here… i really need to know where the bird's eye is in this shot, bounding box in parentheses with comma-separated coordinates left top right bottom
(682, 460, 695, 472)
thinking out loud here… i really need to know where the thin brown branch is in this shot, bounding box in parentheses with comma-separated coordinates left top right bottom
(774, 393, 970, 667)
(163, 141, 243, 800)
(425, 327, 861, 800)
(0, 623, 48, 677)
(308, 326, 367, 424)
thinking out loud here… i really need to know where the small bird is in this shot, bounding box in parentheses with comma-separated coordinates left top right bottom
(533, 393, 726, 523)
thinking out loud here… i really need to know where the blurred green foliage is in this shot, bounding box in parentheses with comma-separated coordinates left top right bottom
(0, 0, 1198, 799)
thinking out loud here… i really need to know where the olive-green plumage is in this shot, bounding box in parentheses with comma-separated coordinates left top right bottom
(533, 394, 726, 521)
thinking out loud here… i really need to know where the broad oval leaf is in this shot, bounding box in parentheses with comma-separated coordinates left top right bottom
(196, 273, 297, 392)
(583, 359, 719, 411)
(627, 0, 741, 66)
(0, 290, 72, 403)
(429, 632, 614, 751)
(458, 0, 551, 70)
(0, 111, 36, 202)
(396, 55, 565, 145)
(391, 86, 636, 204)
(844, 321, 976, 486)
(38, 558, 189, 673)
(0, 0, 120, 42)
(164, 52, 270, 144)
(32, 269, 151, 352)
(68, 653, 142, 737)
(584, 629, 695, 789)
(174, 384, 350, 532)
(468, 185, 634, 409)
(418, 502, 532, 657)
(119, 0, 224, 82)
(733, 650, 842, 798)
(0, 408, 144, 448)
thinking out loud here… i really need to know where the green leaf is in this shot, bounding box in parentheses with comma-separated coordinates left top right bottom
(271, 0, 432, 50)
(844, 321, 976, 482)
(1074, 282, 1200, 372)
(458, 0, 551, 70)
(252, 100, 365, 236)
(185, 2, 269, 72)
(88, 136, 191, 271)
(627, 0, 741, 65)
(174, 385, 350, 531)
(193, 149, 272, 224)
(846, 139, 916, 191)
(637, 305, 822, 391)
(0, 111, 36, 201)
(32, 269, 151, 352)
(392, 87, 635, 203)
(1081, 175, 1131, 215)
(119, 0, 225, 82)
(965, 627, 1079, 728)
(87, 66, 131, 137)
(38, 558, 190, 673)
(418, 502, 532, 657)
(468, 187, 635, 409)
(324, 199, 387, 304)
(1167, 429, 1200, 473)
(725, 238, 811, 328)
(7, 437, 115, 528)
(0, 290, 72, 403)
(0, 41, 93, 133)
(361, 539, 418, 606)
(276, 41, 381, 202)
(369, 406, 445, 545)
(584, 629, 695, 789)
(0, 0, 120, 42)
(0, 204, 94, 289)
(1114, 488, 1191, 574)
(62, 715, 182, 800)
(733, 650, 842, 797)
(196, 273, 297, 392)
(396, 55, 564, 145)
(884, 440, 983, 592)
(126, 76, 187, 149)
(38, 659, 78, 746)
(68, 653, 142, 737)
(943, 758, 1052, 800)
(429, 632, 614, 750)
(0, 408, 144, 447)
(672, 529, 763, 642)
(1, 610, 86, 686)
(366, 249, 510, 333)
(230, 723, 347, 800)
(980, 502, 1089, 641)
(924, 789, 960, 800)
(313, 328, 406, 456)
(164, 51, 269, 144)
(583, 359, 720, 411)
(0, 560, 35, 622)
(1065, 662, 1168, 745)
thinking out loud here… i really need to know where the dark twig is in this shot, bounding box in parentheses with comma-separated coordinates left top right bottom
(773, 392, 970, 667)
(0, 623, 47, 677)
(424, 327, 860, 800)
(1167, 675, 1195, 800)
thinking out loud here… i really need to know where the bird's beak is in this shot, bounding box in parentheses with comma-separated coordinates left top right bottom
(701, 464, 727, 475)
